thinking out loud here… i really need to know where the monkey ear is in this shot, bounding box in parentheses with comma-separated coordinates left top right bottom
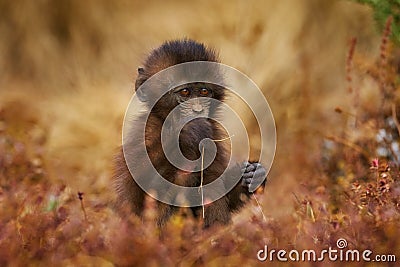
(136, 88, 147, 102)
(135, 67, 148, 102)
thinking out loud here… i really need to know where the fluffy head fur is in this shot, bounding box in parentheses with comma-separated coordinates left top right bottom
(135, 39, 219, 89)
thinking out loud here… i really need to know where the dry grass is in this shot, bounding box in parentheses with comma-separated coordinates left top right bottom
(0, 0, 399, 266)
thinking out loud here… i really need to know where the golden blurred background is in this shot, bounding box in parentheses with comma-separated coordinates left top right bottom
(0, 0, 380, 218)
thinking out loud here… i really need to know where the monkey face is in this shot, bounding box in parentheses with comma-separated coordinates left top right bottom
(150, 82, 224, 122)
(173, 83, 213, 118)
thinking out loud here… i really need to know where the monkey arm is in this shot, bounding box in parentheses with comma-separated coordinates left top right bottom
(113, 149, 146, 215)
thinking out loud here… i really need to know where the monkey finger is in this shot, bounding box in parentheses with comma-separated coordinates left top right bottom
(242, 161, 251, 169)
(253, 162, 263, 170)
(245, 164, 256, 172)
(241, 165, 247, 173)
(242, 171, 255, 178)
(241, 177, 252, 185)
(241, 177, 249, 186)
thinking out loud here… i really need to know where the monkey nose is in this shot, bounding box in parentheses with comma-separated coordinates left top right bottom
(192, 103, 203, 113)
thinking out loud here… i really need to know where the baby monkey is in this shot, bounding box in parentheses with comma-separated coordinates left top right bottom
(114, 39, 266, 227)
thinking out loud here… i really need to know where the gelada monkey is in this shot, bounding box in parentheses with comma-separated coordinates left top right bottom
(114, 39, 266, 227)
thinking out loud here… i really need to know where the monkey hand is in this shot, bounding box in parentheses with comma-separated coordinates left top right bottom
(241, 162, 266, 193)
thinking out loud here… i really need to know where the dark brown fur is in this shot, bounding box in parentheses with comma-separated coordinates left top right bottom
(114, 39, 250, 227)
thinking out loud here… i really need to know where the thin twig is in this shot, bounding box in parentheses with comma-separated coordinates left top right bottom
(200, 145, 205, 219)
(378, 16, 393, 116)
(212, 134, 235, 142)
(78, 192, 88, 221)
(325, 135, 370, 159)
(346, 37, 357, 94)
(252, 193, 267, 222)
(346, 38, 358, 127)
(392, 103, 400, 137)
(199, 134, 235, 219)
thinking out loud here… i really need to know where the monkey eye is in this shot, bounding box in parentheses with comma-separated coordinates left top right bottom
(179, 88, 191, 97)
(200, 88, 209, 96)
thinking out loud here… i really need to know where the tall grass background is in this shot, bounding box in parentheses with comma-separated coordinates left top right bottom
(0, 0, 399, 266)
